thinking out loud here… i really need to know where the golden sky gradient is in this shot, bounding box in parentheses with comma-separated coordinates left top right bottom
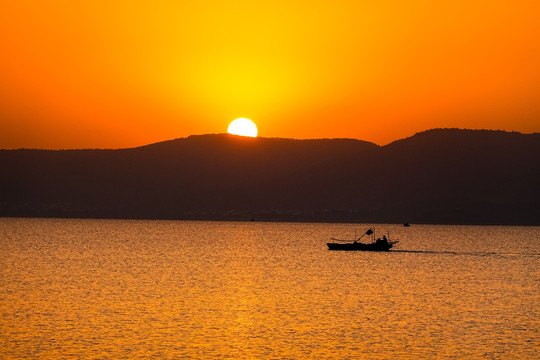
(1, 1, 539, 149)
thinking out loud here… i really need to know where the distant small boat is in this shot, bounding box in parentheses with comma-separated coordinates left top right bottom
(403, 222, 410, 227)
(327, 228, 398, 251)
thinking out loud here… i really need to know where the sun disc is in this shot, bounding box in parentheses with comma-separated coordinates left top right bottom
(227, 118, 258, 137)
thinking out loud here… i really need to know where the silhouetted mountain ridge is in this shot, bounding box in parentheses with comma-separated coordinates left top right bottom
(1, 129, 538, 224)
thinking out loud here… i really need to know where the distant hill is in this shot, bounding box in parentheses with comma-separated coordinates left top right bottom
(1, 129, 539, 225)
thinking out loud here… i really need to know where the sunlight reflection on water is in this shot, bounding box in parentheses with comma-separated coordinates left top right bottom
(0, 219, 538, 359)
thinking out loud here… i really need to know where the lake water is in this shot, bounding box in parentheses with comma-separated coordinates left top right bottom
(0, 218, 538, 359)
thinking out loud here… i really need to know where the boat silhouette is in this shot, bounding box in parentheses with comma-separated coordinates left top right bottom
(327, 228, 398, 251)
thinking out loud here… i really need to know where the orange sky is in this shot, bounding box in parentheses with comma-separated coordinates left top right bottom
(1, 1, 539, 149)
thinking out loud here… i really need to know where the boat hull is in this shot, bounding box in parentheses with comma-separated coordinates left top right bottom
(327, 240, 396, 251)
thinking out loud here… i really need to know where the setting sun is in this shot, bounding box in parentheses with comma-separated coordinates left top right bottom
(227, 118, 258, 137)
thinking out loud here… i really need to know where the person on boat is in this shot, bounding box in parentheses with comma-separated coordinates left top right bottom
(382, 235, 388, 242)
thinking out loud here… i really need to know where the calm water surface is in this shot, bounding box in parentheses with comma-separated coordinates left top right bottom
(1, 218, 538, 359)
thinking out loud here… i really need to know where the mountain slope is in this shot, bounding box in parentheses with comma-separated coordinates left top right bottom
(1, 129, 538, 224)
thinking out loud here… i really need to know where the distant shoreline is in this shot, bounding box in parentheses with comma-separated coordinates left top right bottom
(2, 216, 538, 227)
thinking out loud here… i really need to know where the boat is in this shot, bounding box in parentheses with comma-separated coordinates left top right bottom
(327, 228, 398, 251)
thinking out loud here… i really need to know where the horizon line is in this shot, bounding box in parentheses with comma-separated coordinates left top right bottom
(2, 127, 537, 151)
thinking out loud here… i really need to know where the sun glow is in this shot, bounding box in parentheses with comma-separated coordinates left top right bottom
(227, 118, 258, 137)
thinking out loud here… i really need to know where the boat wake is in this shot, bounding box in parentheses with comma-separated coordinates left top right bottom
(392, 249, 540, 257)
